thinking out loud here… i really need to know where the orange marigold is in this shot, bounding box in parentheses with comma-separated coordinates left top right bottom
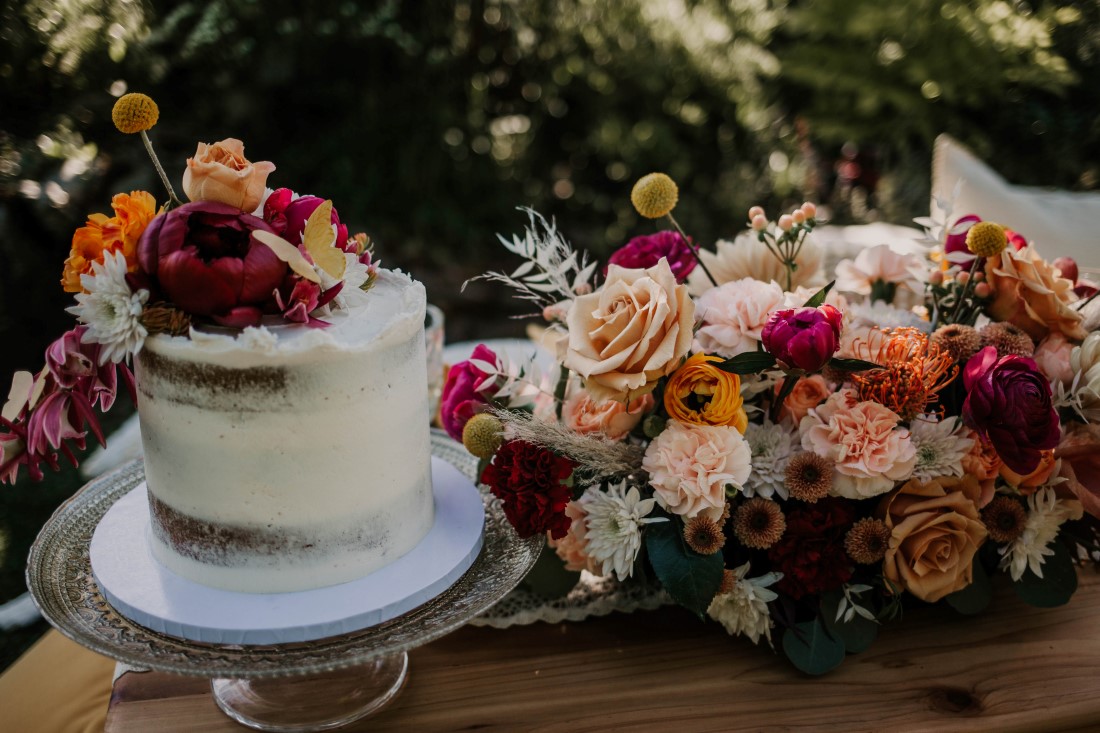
(849, 327, 957, 421)
(61, 191, 158, 293)
(663, 352, 747, 431)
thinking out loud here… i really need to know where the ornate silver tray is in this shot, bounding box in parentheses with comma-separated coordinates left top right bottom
(26, 430, 542, 679)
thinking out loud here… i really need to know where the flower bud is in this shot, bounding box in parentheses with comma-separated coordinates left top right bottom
(957, 271, 970, 285)
(929, 270, 945, 286)
(974, 282, 991, 298)
(751, 214, 768, 232)
(778, 214, 794, 232)
(792, 209, 806, 224)
(760, 305, 843, 373)
(748, 205, 765, 221)
(1053, 256, 1079, 284)
(800, 202, 817, 218)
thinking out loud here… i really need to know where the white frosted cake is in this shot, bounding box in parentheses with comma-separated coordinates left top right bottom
(133, 269, 434, 593)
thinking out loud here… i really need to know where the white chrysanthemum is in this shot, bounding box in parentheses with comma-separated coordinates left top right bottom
(909, 415, 974, 482)
(835, 244, 925, 298)
(706, 562, 782, 646)
(742, 421, 793, 499)
(687, 231, 823, 296)
(847, 300, 930, 333)
(67, 250, 148, 364)
(578, 480, 665, 581)
(1000, 488, 1083, 581)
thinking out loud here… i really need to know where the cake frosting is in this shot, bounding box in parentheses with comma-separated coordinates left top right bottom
(134, 269, 435, 593)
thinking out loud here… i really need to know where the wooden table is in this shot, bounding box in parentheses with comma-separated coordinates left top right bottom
(106, 572, 1100, 732)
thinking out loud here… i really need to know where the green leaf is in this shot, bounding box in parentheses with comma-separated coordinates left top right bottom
(644, 516, 723, 617)
(827, 357, 881, 372)
(717, 351, 777, 375)
(820, 591, 879, 654)
(802, 280, 835, 308)
(520, 540, 581, 599)
(782, 618, 846, 675)
(1015, 541, 1078, 608)
(945, 558, 992, 615)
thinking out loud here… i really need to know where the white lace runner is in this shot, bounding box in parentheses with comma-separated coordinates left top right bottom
(471, 572, 670, 628)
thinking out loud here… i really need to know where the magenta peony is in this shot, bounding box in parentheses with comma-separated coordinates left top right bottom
(282, 195, 349, 249)
(961, 346, 1060, 475)
(137, 201, 286, 327)
(439, 343, 499, 441)
(760, 304, 843, 372)
(606, 231, 696, 283)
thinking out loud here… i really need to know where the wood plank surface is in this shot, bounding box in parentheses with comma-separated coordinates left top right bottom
(106, 571, 1100, 732)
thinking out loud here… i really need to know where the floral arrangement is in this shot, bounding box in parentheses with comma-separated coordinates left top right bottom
(444, 173, 1100, 673)
(1, 93, 377, 484)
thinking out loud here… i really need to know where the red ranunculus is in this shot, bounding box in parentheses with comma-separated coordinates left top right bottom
(606, 231, 696, 283)
(767, 498, 854, 600)
(481, 440, 574, 539)
(138, 201, 286, 327)
(760, 304, 843, 373)
(962, 346, 1060, 475)
(439, 344, 499, 441)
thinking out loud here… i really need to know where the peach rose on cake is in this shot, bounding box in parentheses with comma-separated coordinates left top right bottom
(642, 421, 750, 522)
(800, 389, 917, 499)
(562, 258, 694, 402)
(562, 391, 653, 441)
(984, 246, 1086, 341)
(693, 278, 786, 358)
(183, 138, 275, 213)
(878, 475, 988, 603)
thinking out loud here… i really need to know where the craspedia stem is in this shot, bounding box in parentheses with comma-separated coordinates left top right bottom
(667, 213, 718, 288)
(140, 130, 182, 210)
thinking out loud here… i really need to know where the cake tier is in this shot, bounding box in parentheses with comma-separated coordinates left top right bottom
(134, 270, 435, 593)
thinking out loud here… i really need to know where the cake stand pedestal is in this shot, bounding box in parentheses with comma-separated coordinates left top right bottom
(26, 432, 542, 732)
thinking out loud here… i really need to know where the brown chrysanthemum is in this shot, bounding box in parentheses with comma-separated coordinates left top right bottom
(849, 327, 958, 420)
(141, 303, 191, 337)
(733, 497, 786, 550)
(982, 496, 1028, 543)
(931, 324, 982, 363)
(980, 322, 1035, 358)
(844, 517, 891, 564)
(785, 452, 834, 502)
(684, 515, 726, 555)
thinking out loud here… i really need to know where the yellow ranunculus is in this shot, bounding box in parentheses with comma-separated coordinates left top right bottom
(663, 353, 747, 431)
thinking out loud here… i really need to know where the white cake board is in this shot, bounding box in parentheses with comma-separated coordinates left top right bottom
(89, 456, 484, 645)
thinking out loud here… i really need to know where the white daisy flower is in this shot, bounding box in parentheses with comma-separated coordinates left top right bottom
(706, 562, 782, 645)
(1000, 488, 1083, 581)
(908, 415, 974, 482)
(67, 250, 148, 364)
(742, 421, 793, 499)
(578, 480, 665, 581)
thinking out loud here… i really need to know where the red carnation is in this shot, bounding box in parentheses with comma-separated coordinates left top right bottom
(767, 498, 855, 600)
(482, 440, 574, 539)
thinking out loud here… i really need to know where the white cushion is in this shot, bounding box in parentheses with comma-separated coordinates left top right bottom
(932, 134, 1100, 266)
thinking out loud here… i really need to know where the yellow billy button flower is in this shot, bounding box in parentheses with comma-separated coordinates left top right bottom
(965, 221, 1008, 258)
(112, 93, 160, 134)
(631, 172, 679, 219)
(663, 353, 747, 431)
(462, 413, 504, 459)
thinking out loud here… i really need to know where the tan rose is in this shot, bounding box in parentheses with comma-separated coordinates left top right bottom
(562, 259, 694, 401)
(778, 374, 830, 424)
(999, 449, 1058, 494)
(1055, 422, 1100, 518)
(878, 476, 988, 603)
(562, 391, 653, 441)
(960, 431, 1001, 508)
(984, 246, 1086, 341)
(182, 138, 275, 213)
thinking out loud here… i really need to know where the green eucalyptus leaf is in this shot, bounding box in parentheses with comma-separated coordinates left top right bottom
(820, 591, 879, 654)
(717, 351, 778, 375)
(644, 516, 723, 618)
(1014, 541, 1078, 608)
(828, 357, 881, 372)
(802, 280, 835, 308)
(945, 558, 992, 615)
(782, 617, 846, 675)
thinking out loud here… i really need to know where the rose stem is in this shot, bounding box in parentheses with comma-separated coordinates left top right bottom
(666, 213, 718, 288)
(140, 130, 183, 209)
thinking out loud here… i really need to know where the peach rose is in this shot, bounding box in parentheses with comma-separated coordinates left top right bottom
(642, 421, 750, 522)
(562, 259, 694, 401)
(985, 246, 1086, 341)
(878, 475, 988, 603)
(548, 502, 598, 574)
(800, 389, 917, 499)
(562, 391, 653, 441)
(663, 353, 747, 431)
(182, 138, 275, 213)
(1033, 333, 1075, 387)
(778, 374, 830, 424)
(998, 449, 1058, 494)
(1055, 423, 1100, 518)
(960, 431, 1001, 508)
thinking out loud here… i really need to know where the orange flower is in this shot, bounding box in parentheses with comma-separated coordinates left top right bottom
(777, 373, 830, 424)
(61, 191, 158, 293)
(999, 449, 1058, 494)
(664, 353, 747, 431)
(849, 327, 957, 421)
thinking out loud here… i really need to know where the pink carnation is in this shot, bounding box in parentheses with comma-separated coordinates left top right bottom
(694, 278, 786, 358)
(799, 389, 916, 499)
(641, 421, 750, 521)
(561, 391, 653, 441)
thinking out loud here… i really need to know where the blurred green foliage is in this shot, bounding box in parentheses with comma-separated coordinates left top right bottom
(0, 0, 1098, 667)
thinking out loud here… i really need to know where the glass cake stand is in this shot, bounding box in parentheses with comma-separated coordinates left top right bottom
(26, 431, 542, 732)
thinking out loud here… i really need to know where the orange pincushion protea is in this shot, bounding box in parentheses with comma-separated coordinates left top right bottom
(849, 327, 957, 421)
(61, 191, 158, 292)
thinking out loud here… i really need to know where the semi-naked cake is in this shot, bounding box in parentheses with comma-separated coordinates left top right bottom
(134, 269, 434, 593)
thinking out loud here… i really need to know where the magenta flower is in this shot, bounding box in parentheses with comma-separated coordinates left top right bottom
(962, 346, 1060, 475)
(137, 201, 286, 326)
(606, 231, 696, 283)
(944, 214, 981, 265)
(282, 195, 349, 249)
(45, 327, 119, 410)
(760, 304, 843, 372)
(440, 344, 499, 441)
